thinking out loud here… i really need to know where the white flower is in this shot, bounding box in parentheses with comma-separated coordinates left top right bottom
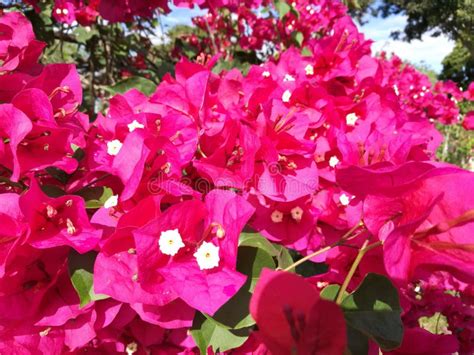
(127, 120, 144, 132)
(66, 218, 76, 235)
(159, 229, 185, 256)
(329, 156, 339, 168)
(104, 195, 118, 209)
(55, 8, 62, 15)
(194, 242, 220, 270)
(346, 112, 358, 126)
(46, 205, 57, 218)
(126, 342, 138, 355)
(107, 139, 122, 156)
(262, 71, 270, 78)
(290, 206, 304, 222)
(282, 90, 292, 103)
(304, 64, 314, 76)
(271, 210, 284, 223)
(339, 193, 350, 206)
(283, 74, 295, 82)
(393, 84, 399, 96)
(62, 8, 69, 15)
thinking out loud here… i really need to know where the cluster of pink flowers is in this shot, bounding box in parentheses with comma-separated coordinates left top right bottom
(181, 0, 346, 54)
(24, 0, 263, 24)
(178, 0, 474, 130)
(1, 1, 474, 353)
(378, 53, 474, 126)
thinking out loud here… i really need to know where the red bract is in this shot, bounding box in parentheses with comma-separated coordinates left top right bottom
(339, 162, 474, 285)
(250, 269, 347, 354)
(1, 3, 474, 353)
(0, 104, 32, 181)
(133, 190, 254, 315)
(463, 111, 474, 130)
(20, 179, 102, 253)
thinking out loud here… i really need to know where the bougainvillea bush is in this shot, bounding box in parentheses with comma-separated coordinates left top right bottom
(0, 0, 473, 354)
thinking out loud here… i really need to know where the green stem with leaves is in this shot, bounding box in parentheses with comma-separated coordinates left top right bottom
(335, 240, 383, 304)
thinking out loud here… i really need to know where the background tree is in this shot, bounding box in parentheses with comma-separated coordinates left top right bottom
(351, 0, 474, 88)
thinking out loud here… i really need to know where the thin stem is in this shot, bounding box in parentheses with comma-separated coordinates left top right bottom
(335, 240, 383, 304)
(204, 16, 219, 55)
(283, 221, 363, 272)
(283, 245, 332, 272)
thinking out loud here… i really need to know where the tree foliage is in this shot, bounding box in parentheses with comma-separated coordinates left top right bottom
(353, 0, 474, 87)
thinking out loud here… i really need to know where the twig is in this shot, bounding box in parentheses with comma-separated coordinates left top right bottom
(336, 240, 383, 304)
(283, 221, 364, 272)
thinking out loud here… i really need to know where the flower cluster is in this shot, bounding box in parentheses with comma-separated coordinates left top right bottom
(25, 0, 264, 24)
(177, 1, 473, 129)
(1, 2, 474, 354)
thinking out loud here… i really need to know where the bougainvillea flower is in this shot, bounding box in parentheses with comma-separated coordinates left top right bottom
(349, 165, 474, 285)
(20, 178, 102, 253)
(99, 0, 169, 22)
(0, 104, 33, 181)
(52, 0, 77, 24)
(386, 328, 459, 354)
(133, 190, 254, 315)
(0, 12, 35, 56)
(250, 269, 346, 354)
(0, 244, 68, 324)
(462, 111, 474, 130)
(250, 196, 317, 252)
(1, 3, 474, 353)
(0, 193, 26, 277)
(26, 63, 83, 115)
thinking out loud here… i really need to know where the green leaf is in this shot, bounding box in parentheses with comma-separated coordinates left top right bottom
(203, 283, 255, 330)
(191, 313, 250, 354)
(346, 325, 369, 355)
(45, 167, 70, 184)
(41, 185, 66, 198)
(293, 31, 304, 46)
(239, 232, 279, 257)
(68, 251, 109, 308)
(71, 144, 85, 162)
(289, 249, 328, 277)
(275, 0, 291, 19)
(238, 246, 275, 292)
(212, 59, 234, 74)
(341, 273, 403, 350)
(320, 284, 348, 301)
(274, 244, 294, 271)
(418, 312, 450, 335)
(206, 244, 275, 331)
(76, 186, 113, 209)
(202, 233, 280, 333)
(301, 46, 312, 56)
(106, 76, 156, 96)
(74, 27, 98, 44)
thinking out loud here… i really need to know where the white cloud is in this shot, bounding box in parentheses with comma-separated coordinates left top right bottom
(359, 14, 455, 72)
(370, 34, 454, 72)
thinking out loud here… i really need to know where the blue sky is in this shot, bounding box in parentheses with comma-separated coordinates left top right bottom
(162, 4, 453, 73)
